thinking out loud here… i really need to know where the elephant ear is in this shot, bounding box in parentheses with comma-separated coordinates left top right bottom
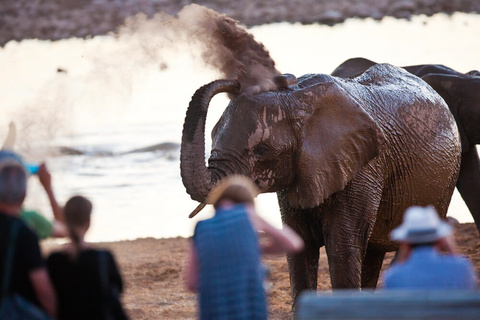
(287, 82, 385, 209)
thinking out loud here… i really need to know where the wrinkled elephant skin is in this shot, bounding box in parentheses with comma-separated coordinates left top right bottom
(332, 57, 480, 235)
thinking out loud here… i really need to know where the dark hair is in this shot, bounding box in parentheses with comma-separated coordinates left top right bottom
(0, 165, 27, 205)
(213, 184, 255, 209)
(64, 195, 92, 260)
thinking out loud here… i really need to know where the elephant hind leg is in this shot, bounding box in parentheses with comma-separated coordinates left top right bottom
(456, 147, 480, 235)
(361, 245, 386, 288)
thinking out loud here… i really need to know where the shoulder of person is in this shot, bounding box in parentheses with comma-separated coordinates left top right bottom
(193, 217, 210, 230)
(3, 216, 38, 248)
(20, 209, 43, 219)
(46, 250, 68, 265)
(16, 218, 40, 243)
(94, 248, 117, 261)
(445, 254, 476, 268)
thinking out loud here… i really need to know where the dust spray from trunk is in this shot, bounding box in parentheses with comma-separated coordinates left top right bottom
(117, 4, 281, 94)
(3, 4, 279, 159)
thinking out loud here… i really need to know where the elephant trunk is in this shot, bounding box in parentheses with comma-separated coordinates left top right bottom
(180, 79, 241, 203)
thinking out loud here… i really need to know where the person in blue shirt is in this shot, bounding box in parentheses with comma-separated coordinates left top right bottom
(382, 205, 478, 289)
(185, 175, 304, 320)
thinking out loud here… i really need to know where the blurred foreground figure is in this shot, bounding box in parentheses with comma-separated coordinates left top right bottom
(382, 205, 478, 289)
(2, 121, 67, 239)
(185, 175, 304, 320)
(47, 195, 128, 320)
(0, 150, 57, 318)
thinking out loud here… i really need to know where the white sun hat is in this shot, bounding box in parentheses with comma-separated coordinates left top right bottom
(390, 205, 452, 244)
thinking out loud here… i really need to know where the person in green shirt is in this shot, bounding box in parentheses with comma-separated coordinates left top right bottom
(21, 163, 67, 239)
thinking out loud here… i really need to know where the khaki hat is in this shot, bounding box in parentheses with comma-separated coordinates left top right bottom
(205, 175, 259, 205)
(390, 205, 452, 244)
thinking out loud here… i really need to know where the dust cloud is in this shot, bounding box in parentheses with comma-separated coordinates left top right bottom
(117, 4, 281, 94)
(1, 4, 281, 159)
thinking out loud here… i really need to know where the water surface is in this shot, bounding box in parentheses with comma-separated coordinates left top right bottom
(1, 12, 478, 242)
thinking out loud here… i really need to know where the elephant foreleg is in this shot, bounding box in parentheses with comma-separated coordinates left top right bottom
(322, 173, 382, 289)
(286, 243, 320, 308)
(361, 245, 386, 288)
(277, 191, 323, 308)
(323, 229, 364, 288)
(457, 147, 480, 235)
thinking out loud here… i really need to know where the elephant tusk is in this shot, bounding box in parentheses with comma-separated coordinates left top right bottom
(189, 203, 207, 218)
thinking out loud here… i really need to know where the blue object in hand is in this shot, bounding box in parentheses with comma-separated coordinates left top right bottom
(25, 163, 40, 174)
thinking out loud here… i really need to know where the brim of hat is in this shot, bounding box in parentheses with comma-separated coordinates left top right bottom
(390, 222, 452, 243)
(205, 175, 259, 205)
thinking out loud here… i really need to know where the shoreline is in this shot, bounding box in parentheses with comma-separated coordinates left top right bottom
(41, 222, 480, 319)
(1, 1, 480, 47)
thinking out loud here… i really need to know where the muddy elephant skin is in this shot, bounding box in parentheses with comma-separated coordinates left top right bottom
(180, 64, 461, 305)
(332, 57, 480, 235)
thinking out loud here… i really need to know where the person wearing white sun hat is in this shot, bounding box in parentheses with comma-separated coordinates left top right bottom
(382, 205, 478, 289)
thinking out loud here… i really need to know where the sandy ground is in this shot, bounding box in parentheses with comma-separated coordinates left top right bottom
(41, 222, 480, 320)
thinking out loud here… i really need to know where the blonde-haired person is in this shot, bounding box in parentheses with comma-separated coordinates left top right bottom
(47, 196, 128, 320)
(185, 175, 304, 320)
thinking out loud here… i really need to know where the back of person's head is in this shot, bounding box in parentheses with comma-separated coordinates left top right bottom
(64, 195, 92, 259)
(390, 205, 452, 245)
(207, 175, 259, 209)
(0, 150, 27, 206)
(64, 195, 92, 228)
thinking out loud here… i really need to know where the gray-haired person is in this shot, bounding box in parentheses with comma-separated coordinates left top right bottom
(0, 150, 57, 318)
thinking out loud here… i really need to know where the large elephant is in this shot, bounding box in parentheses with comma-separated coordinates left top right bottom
(332, 57, 480, 235)
(180, 64, 461, 305)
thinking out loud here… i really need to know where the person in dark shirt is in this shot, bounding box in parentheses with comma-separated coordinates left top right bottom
(47, 195, 128, 320)
(0, 150, 57, 318)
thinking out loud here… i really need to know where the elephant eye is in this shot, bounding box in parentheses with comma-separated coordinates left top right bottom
(253, 143, 270, 159)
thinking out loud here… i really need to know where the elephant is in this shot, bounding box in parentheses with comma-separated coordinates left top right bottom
(180, 63, 461, 306)
(331, 57, 471, 79)
(332, 57, 480, 235)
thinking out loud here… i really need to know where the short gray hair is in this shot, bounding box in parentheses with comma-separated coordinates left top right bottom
(0, 163, 27, 205)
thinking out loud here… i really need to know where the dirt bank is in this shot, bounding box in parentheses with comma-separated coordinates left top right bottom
(42, 222, 480, 320)
(1, 0, 480, 47)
